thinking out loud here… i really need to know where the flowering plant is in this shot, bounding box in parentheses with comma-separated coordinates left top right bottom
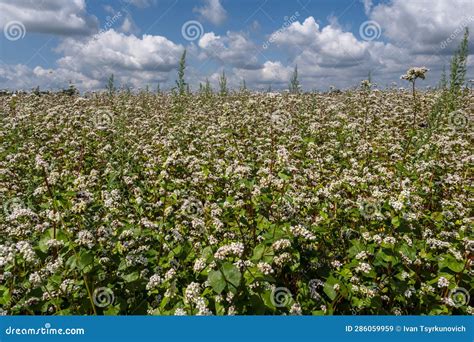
(0, 88, 471, 315)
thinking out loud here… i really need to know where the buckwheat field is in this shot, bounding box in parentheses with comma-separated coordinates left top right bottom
(1, 80, 472, 316)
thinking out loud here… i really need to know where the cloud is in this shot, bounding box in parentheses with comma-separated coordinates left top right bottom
(0, 0, 98, 36)
(245, 15, 449, 90)
(198, 31, 261, 69)
(233, 61, 292, 89)
(270, 17, 370, 67)
(54, 30, 184, 89)
(122, 0, 157, 8)
(119, 13, 140, 35)
(57, 30, 182, 72)
(371, 0, 474, 54)
(0, 63, 101, 90)
(361, 0, 373, 15)
(194, 0, 227, 26)
(1, 1, 472, 92)
(0, 28, 184, 91)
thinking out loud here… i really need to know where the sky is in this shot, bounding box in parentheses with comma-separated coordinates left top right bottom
(0, 0, 473, 92)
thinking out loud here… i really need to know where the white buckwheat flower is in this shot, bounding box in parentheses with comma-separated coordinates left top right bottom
(146, 274, 162, 290)
(214, 242, 244, 260)
(272, 239, 291, 251)
(290, 225, 316, 241)
(193, 258, 207, 272)
(257, 262, 274, 275)
(437, 277, 449, 288)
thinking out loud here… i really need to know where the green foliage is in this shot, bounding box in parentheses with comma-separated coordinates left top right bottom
(204, 78, 213, 97)
(219, 70, 228, 96)
(289, 65, 300, 94)
(176, 49, 187, 96)
(0, 76, 471, 316)
(106, 74, 116, 96)
(447, 27, 469, 111)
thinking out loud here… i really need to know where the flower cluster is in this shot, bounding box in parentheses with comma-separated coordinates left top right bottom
(0, 88, 471, 315)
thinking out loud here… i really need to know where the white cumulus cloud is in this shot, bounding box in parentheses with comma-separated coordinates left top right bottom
(0, 0, 98, 36)
(194, 0, 227, 25)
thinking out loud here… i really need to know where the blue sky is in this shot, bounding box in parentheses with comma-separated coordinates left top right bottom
(0, 0, 472, 91)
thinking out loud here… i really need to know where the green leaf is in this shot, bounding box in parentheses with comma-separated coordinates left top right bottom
(391, 216, 401, 228)
(104, 305, 120, 315)
(77, 251, 94, 273)
(252, 244, 267, 260)
(222, 263, 241, 291)
(348, 240, 365, 257)
(208, 270, 226, 294)
(122, 272, 139, 283)
(278, 171, 291, 180)
(438, 254, 464, 273)
(323, 278, 338, 301)
(431, 212, 443, 222)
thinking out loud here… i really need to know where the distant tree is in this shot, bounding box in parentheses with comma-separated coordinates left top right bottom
(106, 74, 116, 96)
(240, 79, 247, 92)
(204, 78, 213, 96)
(448, 27, 469, 110)
(289, 65, 300, 94)
(176, 49, 187, 96)
(32, 86, 40, 96)
(219, 70, 228, 96)
(438, 65, 447, 90)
